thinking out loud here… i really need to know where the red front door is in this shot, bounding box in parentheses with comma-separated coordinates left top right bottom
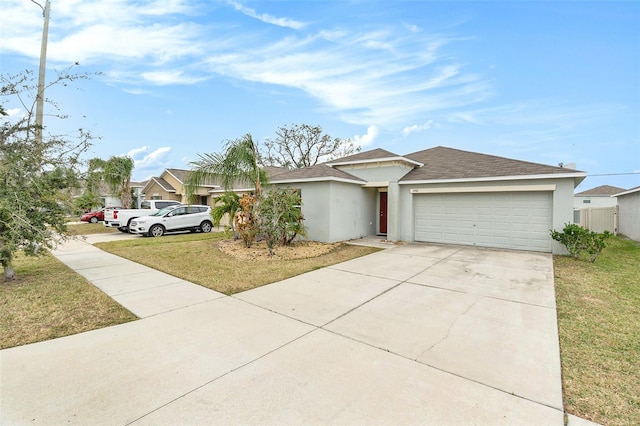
(379, 192, 388, 234)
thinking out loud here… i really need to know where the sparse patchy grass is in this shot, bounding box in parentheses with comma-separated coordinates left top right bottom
(67, 222, 119, 235)
(95, 232, 380, 295)
(0, 252, 136, 349)
(554, 236, 640, 426)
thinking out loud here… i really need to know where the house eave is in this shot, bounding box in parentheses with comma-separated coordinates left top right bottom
(208, 187, 252, 194)
(612, 187, 640, 197)
(362, 181, 389, 188)
(271, 176, 365, 185)
(142, 177, 176, 193)
(399, 172, 587, 186)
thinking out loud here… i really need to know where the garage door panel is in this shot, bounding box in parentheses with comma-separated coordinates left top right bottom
(414, 192, 552, 252)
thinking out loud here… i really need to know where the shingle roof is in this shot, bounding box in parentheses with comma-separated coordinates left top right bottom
(166, 167, 286, 186)
(326, 148, 400, 164)
(263, 166, 289, 179)
(130, 180, 148, 188)
(267, 146, 584, 184)
(401, 146, 582, 181)
(575, 185, 627, 196)
(165, 168, 189, 182)
(271, 164, 365, 183)
(613, 185, 640, 197)
(152, 177, 176, 192)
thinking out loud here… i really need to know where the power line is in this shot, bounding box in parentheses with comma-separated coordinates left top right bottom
(586, 172, 640, 177)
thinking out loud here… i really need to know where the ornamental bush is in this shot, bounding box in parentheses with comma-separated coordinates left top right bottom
(550, 223, 610, 262)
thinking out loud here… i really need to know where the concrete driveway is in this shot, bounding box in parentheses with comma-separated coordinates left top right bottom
(1, 240, 564, 425)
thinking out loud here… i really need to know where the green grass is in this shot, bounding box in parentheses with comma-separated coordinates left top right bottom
(67, 222, 120, 235)
(95, 233, 380, 295)
(1, 252, 136, 349)
(554, 236, 640, 426)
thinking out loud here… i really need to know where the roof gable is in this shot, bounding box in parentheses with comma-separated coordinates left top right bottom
(401, 146, 583, 182)
(271, 164, 365, 183)
(327, 148, 400, 164)
(148, 177, 176, 192)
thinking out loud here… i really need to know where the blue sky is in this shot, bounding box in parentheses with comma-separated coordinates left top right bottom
(1, 0, 639, 191)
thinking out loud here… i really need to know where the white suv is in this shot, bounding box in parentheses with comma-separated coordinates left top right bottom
(129, 205, 213, 237)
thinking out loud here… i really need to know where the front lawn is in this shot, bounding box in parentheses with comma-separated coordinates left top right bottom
(67, 222, 119, 235)
(554, 236, 640, 426)
(0, 252, 136, 349)
(95, 232, 380, 295)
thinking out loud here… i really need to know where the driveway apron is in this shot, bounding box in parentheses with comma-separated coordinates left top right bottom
(1, 238, 564, 425)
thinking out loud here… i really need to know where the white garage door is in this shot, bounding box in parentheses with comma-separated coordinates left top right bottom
(414, 192, 552, 252)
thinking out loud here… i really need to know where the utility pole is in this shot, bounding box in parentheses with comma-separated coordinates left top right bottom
(33, 0, 51, 145)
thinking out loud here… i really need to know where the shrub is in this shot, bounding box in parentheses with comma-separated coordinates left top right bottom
(255, 187, 307, 256)
(235, 194, 258, 248)
(550, 223, 610, 262)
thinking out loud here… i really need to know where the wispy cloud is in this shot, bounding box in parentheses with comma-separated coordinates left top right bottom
(141, 70, 206, 85)
(1, 0, 490, 126)
(226, 0, 306, 30)
(204, 30, 490, 126)
(403, 120, 434, 136)
(0, 0, 203, 86)
(447, 100, 624, 126)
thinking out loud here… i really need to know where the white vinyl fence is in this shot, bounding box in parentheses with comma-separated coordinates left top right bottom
(574, 207, 617, 234)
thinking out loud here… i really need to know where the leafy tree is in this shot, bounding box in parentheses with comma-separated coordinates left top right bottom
(262, 124, 360, 169)
(102, 156, 134, 208)
(1, 68, 94, 280)
(74, 191, 101, 212)
(186, 133, 267, 197)
(255, 187, 306, 255)
(211, 191, 241, 239)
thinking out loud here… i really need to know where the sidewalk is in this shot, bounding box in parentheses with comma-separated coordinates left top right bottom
(50, 235, 224, 318)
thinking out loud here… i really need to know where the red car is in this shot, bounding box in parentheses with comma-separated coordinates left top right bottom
(80, 207, 121, 223)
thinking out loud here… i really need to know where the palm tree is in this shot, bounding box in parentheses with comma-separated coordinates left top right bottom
(211, 191, 241, 238)
(185, 133, 267, 197)
(103, 156, 135, 208)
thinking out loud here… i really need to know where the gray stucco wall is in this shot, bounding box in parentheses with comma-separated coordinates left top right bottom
(334, 164, 413, 182)
(394, 178, 577, 254)
(280, 181, 376, 243)
(328, 182, 377, 242)
(617, 192, 640, 241)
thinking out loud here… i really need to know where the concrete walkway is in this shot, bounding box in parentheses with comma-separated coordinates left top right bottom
(1, 235, 575, 425)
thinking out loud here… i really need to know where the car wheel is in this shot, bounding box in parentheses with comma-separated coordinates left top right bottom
(89, 216, 98, 223)
(200, 221, 213, 233)
(118, 227, 129, 233)
(149, 224, 165, 237)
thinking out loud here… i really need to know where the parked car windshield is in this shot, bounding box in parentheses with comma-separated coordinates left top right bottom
(151, 205, 180, 216)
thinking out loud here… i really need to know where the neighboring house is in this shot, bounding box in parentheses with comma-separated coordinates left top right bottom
(142, 168, 220, 205)
(573, 185, 624, 233)
(574, 185, 624, 209)
(612, 186, 640, 242)
(130, 181, 148, 209)
(71, 181, 128, 208)
(271, 146, 586, 254)
(141, 167, 287, 205)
